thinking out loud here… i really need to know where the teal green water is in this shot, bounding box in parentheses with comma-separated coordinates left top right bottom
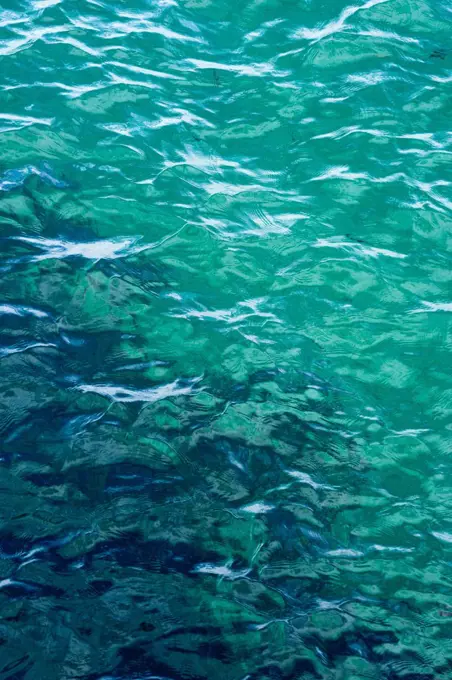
(1, 0, 452, 677)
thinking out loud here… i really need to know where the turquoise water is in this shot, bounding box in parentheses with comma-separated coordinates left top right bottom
(1, 0, 452, 677)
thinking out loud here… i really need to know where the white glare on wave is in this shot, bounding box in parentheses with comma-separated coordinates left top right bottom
(240, 502, 274, 514)
(185, 58, 289, 79)
(313, 237, 407, 260)
(432, 531, 452, 544)
(74, 377, 202, 403)
(192, 562, 251, 579)
(32, 0, 61, 9)
(11, 236, 139, 260)
(0, 113, 54, 134)
(325, 549, 364, 557)
(355, 28, 420, 44)
(0, 304, 48, 318)
(0, 165, 68, 191)
(108, 19, 203, 43)
(0, 342, 57, 357)
(309, 165, 368, 182)
(410, 301, 452, 314)
(293, 0, 390, 42)
(312, 126, 386, 141)
(286, 469, 335, 490)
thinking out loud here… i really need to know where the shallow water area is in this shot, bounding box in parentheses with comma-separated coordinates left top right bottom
(1, 0, 452, 677)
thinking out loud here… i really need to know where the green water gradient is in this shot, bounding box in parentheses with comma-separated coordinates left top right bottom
(0, 0, 452, 677)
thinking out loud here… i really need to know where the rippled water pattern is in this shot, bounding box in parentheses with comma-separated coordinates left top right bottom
(1, 0, 452, 677)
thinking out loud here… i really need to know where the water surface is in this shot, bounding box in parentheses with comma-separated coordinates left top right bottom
(1, 0, 452, 677)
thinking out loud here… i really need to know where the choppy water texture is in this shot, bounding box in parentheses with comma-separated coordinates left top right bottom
(1, 0, 452, 678)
